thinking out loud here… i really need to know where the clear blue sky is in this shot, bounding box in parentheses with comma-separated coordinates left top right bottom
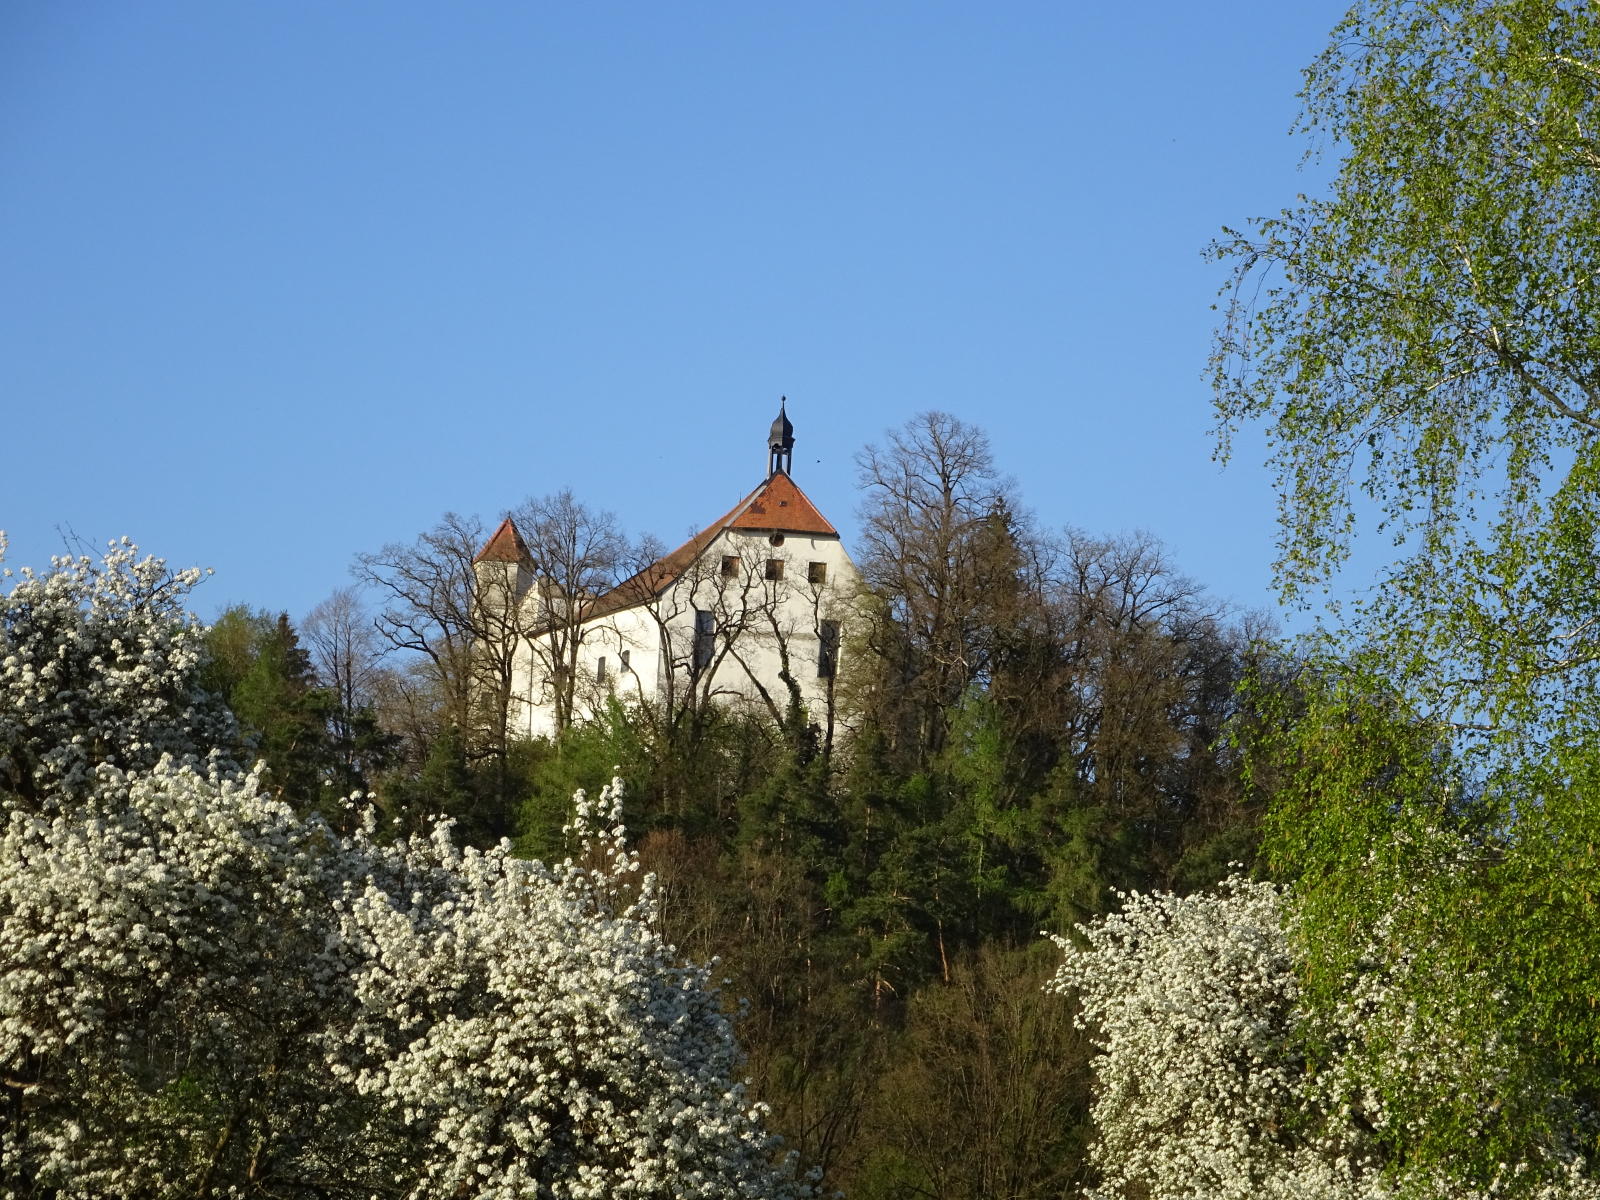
(2, 1, 1345, 627)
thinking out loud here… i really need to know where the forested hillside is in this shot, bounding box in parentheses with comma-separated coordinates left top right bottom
(8, 2, 1600, 1195)
(181, 411, 1278, 1197)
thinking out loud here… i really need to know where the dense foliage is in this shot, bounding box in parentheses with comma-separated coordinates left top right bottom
(1204, 1, 1600, 1195)
(396, 463, 1269, 1196)
(216, 410, 1265, 1196)
(0, 539, 810, 1199)
(1052, 878, 1600, 1200)
(13, 3, 1600, 1195)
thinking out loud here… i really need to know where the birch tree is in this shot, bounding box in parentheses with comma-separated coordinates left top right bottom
(1211, 0, 1600, 750)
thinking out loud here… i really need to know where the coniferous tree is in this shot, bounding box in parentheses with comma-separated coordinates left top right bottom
(203, 607, 336, 812)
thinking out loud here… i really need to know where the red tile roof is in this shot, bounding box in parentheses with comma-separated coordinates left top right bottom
(726, 471, 838, 536)
(586, 473, 839, 619)
(473, 517, 533, 564)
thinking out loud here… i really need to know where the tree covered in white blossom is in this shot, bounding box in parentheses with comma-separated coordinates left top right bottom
(0, 538, 811, 1199)
(0, 535, 238, 810)
(1051, 874, 1600, 1200)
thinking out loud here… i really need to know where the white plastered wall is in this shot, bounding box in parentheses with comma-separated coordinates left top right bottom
(510, 527, 862, 739)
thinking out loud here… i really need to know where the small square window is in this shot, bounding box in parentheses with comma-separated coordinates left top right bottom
(765, 558, 785, 581)
(721, 555, 741, 577)
(808, 561, 827, 585)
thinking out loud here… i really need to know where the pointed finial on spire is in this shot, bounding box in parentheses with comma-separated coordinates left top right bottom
(768, 396, 795, 476)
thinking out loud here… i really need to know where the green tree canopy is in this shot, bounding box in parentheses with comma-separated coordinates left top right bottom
(203, 606, 335, 810)
(1212, 2, 1600, 1186)
(1212, 0, 1600, 752)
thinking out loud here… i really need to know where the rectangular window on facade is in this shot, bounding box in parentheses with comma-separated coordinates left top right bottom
(693, 609, 715, 671)
(721, 555, 741, 577)
(596, 656, 606, 682)
(765, 558, 784, 581)
(818, 619, 840, 679)
(808, 561, 827, 585)
(619, 649, 630, 672)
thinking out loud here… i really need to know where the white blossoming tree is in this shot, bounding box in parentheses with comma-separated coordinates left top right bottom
(1050, 874, 1600, 1200)
(0, 537, 811, 1199)
(0, 535, 238, 810)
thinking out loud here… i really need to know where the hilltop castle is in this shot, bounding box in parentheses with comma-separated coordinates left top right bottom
(473, 401, 862, 741)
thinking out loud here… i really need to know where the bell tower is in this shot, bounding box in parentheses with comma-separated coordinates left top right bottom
(768, 397, 795, 477)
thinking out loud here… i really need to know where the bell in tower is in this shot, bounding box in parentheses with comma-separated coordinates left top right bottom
(768, 397, 795, 477)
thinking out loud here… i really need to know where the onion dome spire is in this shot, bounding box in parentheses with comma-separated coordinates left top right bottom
(768, 397, 795, 477)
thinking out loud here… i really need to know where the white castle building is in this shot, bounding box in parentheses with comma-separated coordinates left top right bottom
(473, 402, 862, 741)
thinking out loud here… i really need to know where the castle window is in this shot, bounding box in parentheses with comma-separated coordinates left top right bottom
(808, 561, 827, 585)
(596, 656, 606, 682)
(765, 558, 785, 581)
(818, 619, 840, 679)
(721, 555, 741, 577)
(619, 649, 630, 672)
(693, 609, 714, 670)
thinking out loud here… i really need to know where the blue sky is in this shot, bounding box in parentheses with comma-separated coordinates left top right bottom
(2, 1, 1346, 628)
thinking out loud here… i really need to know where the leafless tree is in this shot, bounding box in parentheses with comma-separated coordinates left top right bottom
(302, 586, 385, 720)
(1027, 528, 1277, 901)
(302, 585, 397, 788)
(1049, 528, 1224, 803)
(506, 489, 629, 736)
(745, 551, 857, 759)
(606, 536, 792, 737)
(352, 513, 525, 773)
(855, 411, 1023, 762)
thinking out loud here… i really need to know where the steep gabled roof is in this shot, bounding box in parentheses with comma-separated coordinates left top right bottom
(473, 517, 533, 564)
(726, 471, 836, 536)
(586, 473, 839, 620)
